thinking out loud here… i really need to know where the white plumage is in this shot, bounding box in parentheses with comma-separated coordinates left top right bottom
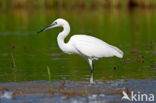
(38, 18, 124, 76)
(68, 35, 123, 59)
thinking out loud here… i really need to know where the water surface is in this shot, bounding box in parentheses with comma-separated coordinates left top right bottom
(0, 9, 155, 82)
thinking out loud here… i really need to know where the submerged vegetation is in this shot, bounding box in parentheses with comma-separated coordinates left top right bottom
(10, 53, 17, 82)
(0, 0, 155, 9)
(47, 66, 53, 95)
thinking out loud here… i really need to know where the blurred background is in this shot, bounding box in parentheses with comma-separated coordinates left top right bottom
(0, 0, 156, 9)
(0, 0, 155, 82)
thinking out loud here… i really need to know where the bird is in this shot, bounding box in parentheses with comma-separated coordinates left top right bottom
(38, 18, 124, 76)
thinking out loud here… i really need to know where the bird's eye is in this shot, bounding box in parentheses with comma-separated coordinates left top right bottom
(54, 22, 57, 24)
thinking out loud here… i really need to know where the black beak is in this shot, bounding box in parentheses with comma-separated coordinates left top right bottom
(37, 25, 51, 33)
(37, 22, 57, 33)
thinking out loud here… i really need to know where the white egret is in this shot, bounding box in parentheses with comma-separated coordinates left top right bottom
(38, 18, 124, 74)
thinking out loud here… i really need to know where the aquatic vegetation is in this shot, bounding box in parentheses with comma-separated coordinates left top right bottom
(47, 66, 53, 95)
(10, 53, 17, 82)
(0, 80, 155, 103)
(11, 53, 16, 69)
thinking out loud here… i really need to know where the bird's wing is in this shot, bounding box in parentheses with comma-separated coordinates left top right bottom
(69, 35, 123, 59)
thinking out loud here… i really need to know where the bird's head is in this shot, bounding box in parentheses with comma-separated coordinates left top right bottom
(37, 18, 68, 33)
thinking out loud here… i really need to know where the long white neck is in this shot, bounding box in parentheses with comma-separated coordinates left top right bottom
(57, 23, 71, 53)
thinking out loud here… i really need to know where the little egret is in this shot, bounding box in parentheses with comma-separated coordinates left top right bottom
(38, 18, 124, 74)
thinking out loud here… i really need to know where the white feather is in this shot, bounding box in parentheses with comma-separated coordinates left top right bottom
(68, 35, 123, 59)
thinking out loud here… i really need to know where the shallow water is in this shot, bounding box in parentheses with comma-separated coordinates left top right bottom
(0, 8, 156, 102)
(0, 9, 156, 82)
(0, 80, 156, 103)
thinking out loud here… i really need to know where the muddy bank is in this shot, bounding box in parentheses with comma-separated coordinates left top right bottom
(0, 79, 155, 103)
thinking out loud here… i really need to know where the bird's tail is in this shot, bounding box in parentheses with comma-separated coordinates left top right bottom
(109, 45, 124, 58)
